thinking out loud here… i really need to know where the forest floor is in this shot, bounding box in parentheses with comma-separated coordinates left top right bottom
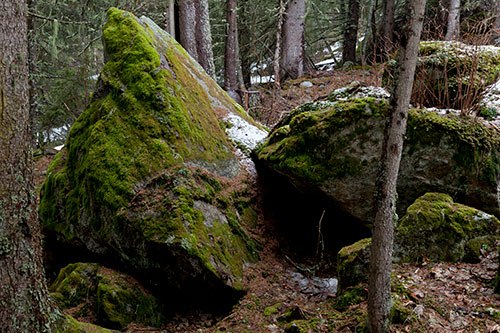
(35, 68, 500, 332)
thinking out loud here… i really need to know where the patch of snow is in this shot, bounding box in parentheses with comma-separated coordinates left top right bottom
(425, 107, 461, 116)
(224, 113, 268, 176)
(224, 113, 267, 151)
(251, 75, 274, 84)
(300, 81, 313, 88)
(87, 74, 99, 81)
(54, 144, 65, 151)
(315, 58, 336, 66)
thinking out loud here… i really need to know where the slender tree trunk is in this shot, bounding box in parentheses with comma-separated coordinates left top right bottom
(178, 0, 198, 60)
(225, 0, 240, 102)
(382, 0, 395, 56)
(165, 0, 176, 37)
(445, 0, 460, 40)
(367, 0, 427, 331)
(281, 0, 307, 80)
(195, 0, 216, 78)
(235, 22, 246, 90)
(494, 0, 500, 45)
(0, 0, 55, 331)
(274, 0, 284, 86)
(342, 0, 360, 63)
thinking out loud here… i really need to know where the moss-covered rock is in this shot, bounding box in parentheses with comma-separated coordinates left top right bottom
(337, 238, 371, 292)
(394, 193, 500, 263)
(40, 8, 262, 311)
(50, 262, 164, 330)
(384, 41, 500, 109)
(55, 313, 115, 333)
(255, 87, 500, 226)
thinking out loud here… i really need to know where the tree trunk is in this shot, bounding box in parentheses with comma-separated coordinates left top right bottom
(195, 0, 216, 78)
(367, 0, 427, 331)
(274, 0, 284, 86)
(381, 0, 395, 57)
(445, 0, 460, 40)
(225, 0, 240, 102)
(495, 0, 500, 45)
(342, 0, 360, 63)
(0, 0, 55, 331)
(178, 0, 216, 78)
(281, 0, 307, 80)
(178, 0, 198, 61)
(165, 0, 176, 37)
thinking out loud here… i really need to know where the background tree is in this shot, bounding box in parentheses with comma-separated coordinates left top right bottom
(281, 0, 307, 79)
(165, 0, 176, 36)
(382, 0, 395, 55)
(225, 0, 240, 101)
(0, 0, 56, 330)
(367, 0, 427, 331)
(445, 0, 460, 40)
(342, 0, 360, 63)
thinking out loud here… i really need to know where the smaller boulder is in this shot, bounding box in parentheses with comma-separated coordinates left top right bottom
(337, 238, 371, 292)
(50, 263, 164, 330)
(394, 193, 500, 263)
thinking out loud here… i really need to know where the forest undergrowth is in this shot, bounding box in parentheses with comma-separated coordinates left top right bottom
(35, 69, 500, 332)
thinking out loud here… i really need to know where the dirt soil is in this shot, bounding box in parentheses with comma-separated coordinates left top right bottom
(35, 68, 500, 332)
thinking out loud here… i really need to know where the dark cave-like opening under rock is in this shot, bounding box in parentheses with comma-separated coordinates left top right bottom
(256, 163, 371, 270)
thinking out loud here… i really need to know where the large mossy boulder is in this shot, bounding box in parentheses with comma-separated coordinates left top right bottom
(40, 8, 264, 308)
(385, 41, 500, 109)
(255, 87, 500, 225)
(50, 263, 164, 330)
(394, 193, 500, 263)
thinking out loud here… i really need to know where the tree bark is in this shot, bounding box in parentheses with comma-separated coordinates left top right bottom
(445, 0, 460, 40)
(225, 0, 240, 102)
(382, 0, 395, 56)
(179, 0, 198, 60)
(195, 0, 216, 78)
(281, 0, 307, 80)
(367, 0, 427, 331)
(274, 0, 284, 86)
(342, 0, 360, 63)
(0, 0, 55, 331)
(178, 0, 216, 78)
(495, 0, 500, 45)
(165, 0, 176, 37)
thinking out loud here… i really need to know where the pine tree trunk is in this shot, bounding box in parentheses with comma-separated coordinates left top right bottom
(195, 0, 216, 78)
(281, 0, 307, 80)
(0, 1, 55, 331)
(367, 0, 427, 331)
(382, 0, 395, 56)
(225, 0, 240, 102)
(445, 0, 460, 40)
(178, 0, 198, 61)
(342, 0, 360, 63)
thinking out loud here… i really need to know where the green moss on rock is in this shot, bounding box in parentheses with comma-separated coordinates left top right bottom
(55, 314, 115, 333)
(50, 262, 165, 330)
(337, 238, 371, 292)
(40, 8, 259, 307)
(255, 91, 500, 225)
(394, 193, 500, 263)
